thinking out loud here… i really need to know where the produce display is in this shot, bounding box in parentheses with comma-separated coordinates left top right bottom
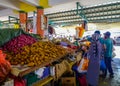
(6, 41, 68, 67)
(0, 50, 11, 83)
(61, 38, 71, 44)
(52, 38, 71, 45)
(2, 34, 37, 54)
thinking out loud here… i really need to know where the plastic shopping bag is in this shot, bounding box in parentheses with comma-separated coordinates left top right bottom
(112, 52, 116, 58)
(77, 58, 89, 73)
(100, 59, 106, 71)
(0, 50, 11, 83)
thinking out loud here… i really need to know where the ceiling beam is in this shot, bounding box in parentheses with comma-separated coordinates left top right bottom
(47, 7, 120, 19)
(46, 2, 120, 25)
(48, 11, 120, 21)
(20, 0, 39, 6)
(52, 17, 120, 24)
(53, 19, 120, 25)
(46, 2, 120, 17)
(84, 1, 120, 10)
(49, 0, 79, 6)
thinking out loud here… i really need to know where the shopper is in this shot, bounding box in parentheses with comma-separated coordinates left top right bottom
(80, 30, 104, 45)
(87, 31, 103, 86)
(103, 31, 114, 78)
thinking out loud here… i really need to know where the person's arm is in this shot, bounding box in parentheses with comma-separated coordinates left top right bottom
(103, 39, 106, 50)
(79, 37, 92, 42)
(79, 39, 88, 42)
(103, 44, 106, 50)
(110, 38, 115, 45)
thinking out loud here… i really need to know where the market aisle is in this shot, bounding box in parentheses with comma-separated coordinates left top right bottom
(99, 46, 120, 86)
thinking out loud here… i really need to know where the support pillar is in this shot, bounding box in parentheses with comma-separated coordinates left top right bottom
(19, 11, 28, 32)
(36, 6, 44, 37)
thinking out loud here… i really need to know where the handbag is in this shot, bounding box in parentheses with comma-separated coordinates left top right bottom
(112, 52, 116, 58)
(100, 59, 106, 71)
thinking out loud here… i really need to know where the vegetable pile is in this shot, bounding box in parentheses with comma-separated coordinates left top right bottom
(2, 34, 37, 54)
(6, 41, 68, 67)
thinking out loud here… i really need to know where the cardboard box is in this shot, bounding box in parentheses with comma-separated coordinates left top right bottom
(61, 77, 76, 86)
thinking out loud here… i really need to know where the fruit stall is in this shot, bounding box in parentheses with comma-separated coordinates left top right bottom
(0, 29, 82, 86)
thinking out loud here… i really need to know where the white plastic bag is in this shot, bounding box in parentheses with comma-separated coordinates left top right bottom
(77, 58, 89, 73)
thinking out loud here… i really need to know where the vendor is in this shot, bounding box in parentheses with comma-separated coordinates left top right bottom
(48, 24, 56, 40)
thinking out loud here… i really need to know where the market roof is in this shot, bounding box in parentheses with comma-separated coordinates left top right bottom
(0, 0, 120, 24)
(46, 1, 120, 25)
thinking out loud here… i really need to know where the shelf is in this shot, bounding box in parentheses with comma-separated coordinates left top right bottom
(32, 76, 53, 86)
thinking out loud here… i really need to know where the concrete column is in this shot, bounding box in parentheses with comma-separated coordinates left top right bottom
(36, 6, 44, 37)
(19, 11, 28, 32)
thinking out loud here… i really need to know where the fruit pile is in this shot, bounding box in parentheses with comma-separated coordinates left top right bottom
(2, 34, 37, 54)
(61, 38, 71, 44)
(6, 41, 68, 67)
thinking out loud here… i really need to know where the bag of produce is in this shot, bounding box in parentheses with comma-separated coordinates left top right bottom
(0, 50, 11, 83)
(55, 60, 68, 80)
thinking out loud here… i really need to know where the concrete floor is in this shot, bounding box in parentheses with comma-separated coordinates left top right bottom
(99, 46, 120, 86)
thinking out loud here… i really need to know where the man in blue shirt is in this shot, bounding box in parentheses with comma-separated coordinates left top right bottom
(104, 31, 114, 78)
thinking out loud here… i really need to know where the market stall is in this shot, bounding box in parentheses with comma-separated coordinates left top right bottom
(0, 29, 83, 86)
